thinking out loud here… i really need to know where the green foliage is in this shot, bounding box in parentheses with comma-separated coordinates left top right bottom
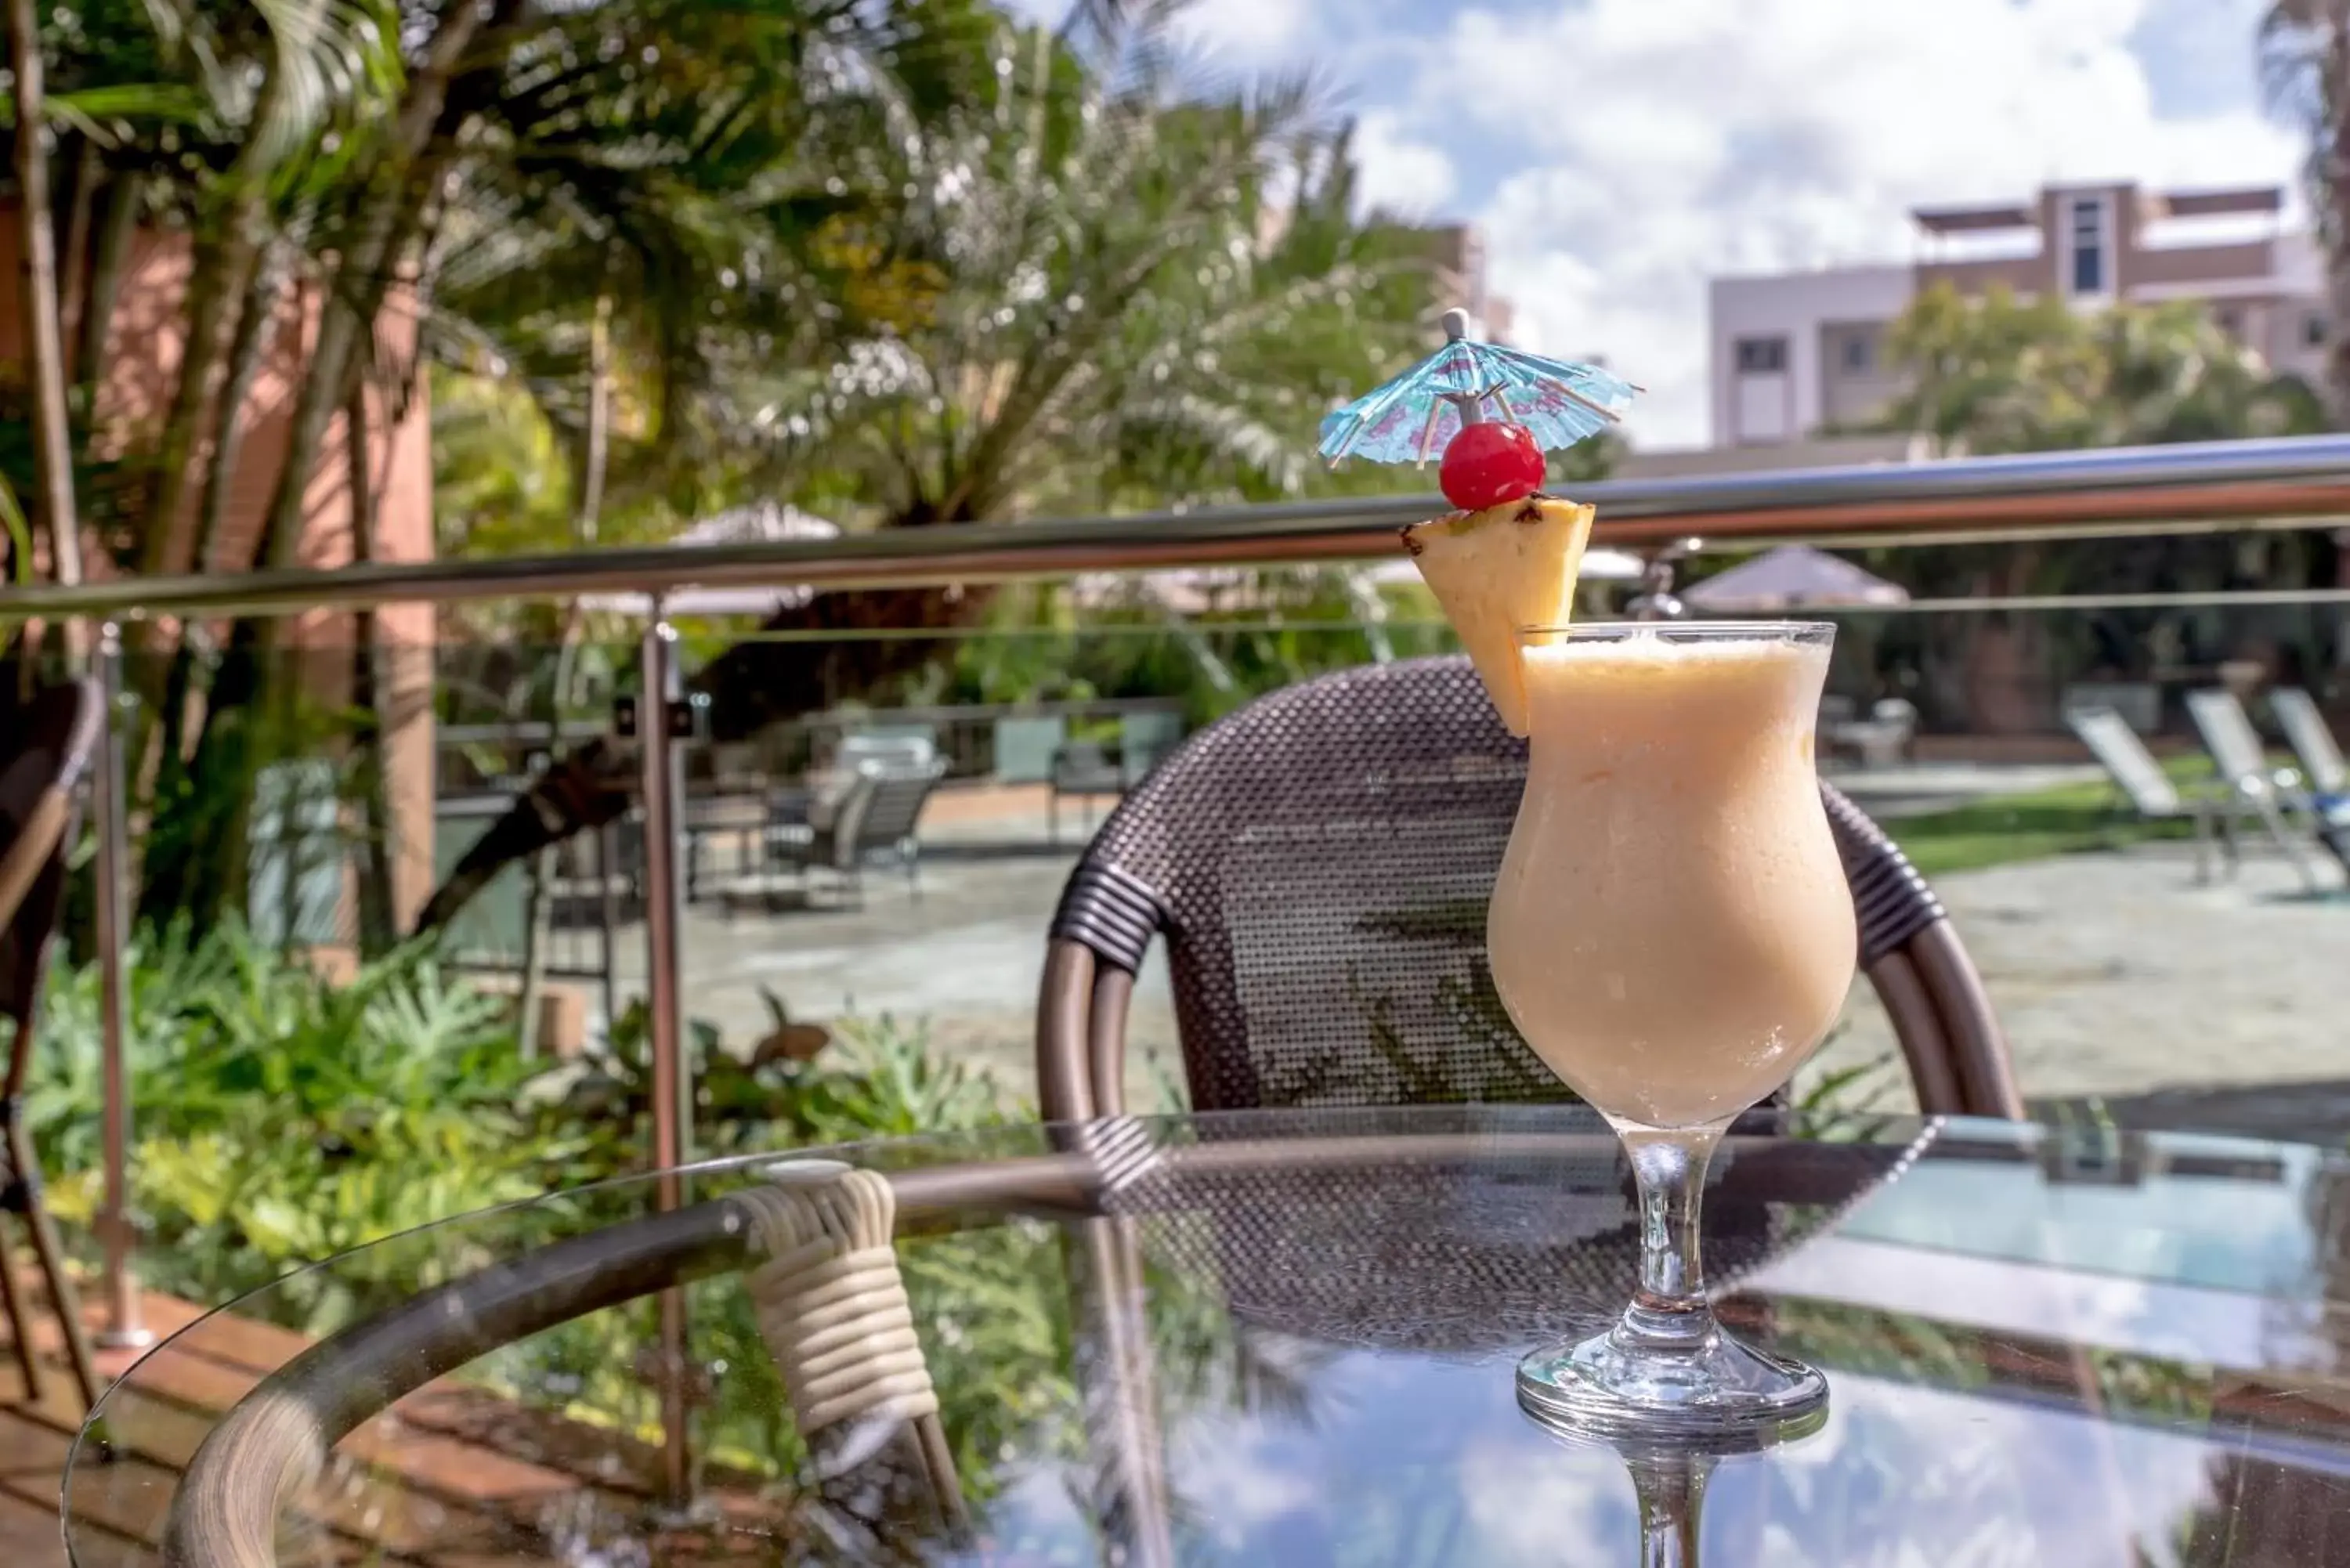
(29, 919, 555, 1324)
(1887, 758, 2210, 879)
(1875, 284, 2326, 455)
(548, 997, 1022, 1169)
(939, 569, 1467, 727)
(22, 919, 1036, 1335)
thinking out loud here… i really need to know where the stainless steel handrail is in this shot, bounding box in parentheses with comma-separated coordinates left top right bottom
(9, 435, 2350, 622)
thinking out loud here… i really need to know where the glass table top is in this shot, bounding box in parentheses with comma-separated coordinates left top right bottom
(62, 1107, 2350, 1566)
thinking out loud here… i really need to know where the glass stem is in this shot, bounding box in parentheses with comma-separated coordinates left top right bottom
(1614, 1118, 1730, 1353)
(1629, 1451, 1712, 1568)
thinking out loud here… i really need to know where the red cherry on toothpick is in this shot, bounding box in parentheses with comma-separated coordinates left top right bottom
(1439, 421, 1546, 511)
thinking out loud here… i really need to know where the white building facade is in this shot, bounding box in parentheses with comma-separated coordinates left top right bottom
(1708, 182, 2328, 449)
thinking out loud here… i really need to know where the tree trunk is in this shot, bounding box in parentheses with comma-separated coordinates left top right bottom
(191, 244, 290, 575)
(136, 168, 272, 576)
(57, 138, 97, 377)
(517, 287, 613, 1050)
(8, 0, 88, 665)
(172, 0, 508, 935)
(346, 377, 399, 952)
(251, 0, 497, 581)
(132, 246, 291, 914)
(75, 168, 139, 403)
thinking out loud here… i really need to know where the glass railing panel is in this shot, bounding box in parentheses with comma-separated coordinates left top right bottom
(27, 569, 2350, 1334)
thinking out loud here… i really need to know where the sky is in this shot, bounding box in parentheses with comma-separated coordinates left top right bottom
(1014, 0, 2306, 450)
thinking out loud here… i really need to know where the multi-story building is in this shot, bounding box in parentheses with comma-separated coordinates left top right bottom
(1708, 182, 2325, 448)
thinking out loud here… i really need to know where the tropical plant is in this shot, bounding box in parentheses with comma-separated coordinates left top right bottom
(415, 3, 1448, 932)
(1877, 284, 2324, 454)
(1853, 284, 2334, 731)
(27, 918, 557, 1324)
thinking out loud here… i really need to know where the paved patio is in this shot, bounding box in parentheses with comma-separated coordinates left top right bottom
(627, 775, 2345, 1123)
(1816, 841, 2349, 1125)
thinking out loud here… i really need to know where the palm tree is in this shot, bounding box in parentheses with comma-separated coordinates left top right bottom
(414, 5, 1437, 930)
(2261, 0, 2350, 422)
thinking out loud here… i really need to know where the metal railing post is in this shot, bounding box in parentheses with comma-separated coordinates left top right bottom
(638, 610, 690, 1182)
(92, 622, 151, 1350)
(636, 608, 694, 1509)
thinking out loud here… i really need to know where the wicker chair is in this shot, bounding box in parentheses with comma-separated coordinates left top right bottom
(1036, 656, 2021, 1124)
(0, 677, 107, 1414)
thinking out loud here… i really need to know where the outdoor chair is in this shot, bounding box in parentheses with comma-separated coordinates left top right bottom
(769, 759, 946, 905)
(2185, 689, 2326, 891)
(1036, 656, 2022, 1123)
(0, 677, 107, 1416)
(2066, 706, 2230, 883)
(1049, 740, 1124, 846)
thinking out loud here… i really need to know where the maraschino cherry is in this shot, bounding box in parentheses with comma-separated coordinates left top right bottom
(1439, 417, 1546, 511)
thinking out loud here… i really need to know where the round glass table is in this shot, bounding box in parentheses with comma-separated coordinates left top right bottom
(62, 1106, 2350, 1566)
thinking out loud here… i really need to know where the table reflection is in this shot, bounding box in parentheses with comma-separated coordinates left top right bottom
(61, 1114, 2350, 1566)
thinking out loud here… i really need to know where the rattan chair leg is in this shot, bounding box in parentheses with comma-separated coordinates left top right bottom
(1867, 950, 1964, 1117)
(740, 1167, 964, 1541)
(13, 1122, 101, 1411)
(1908, 923, 2026, 1121)
(0, 1216, 42, 1402)
(1063, 1217, 1175, 1568)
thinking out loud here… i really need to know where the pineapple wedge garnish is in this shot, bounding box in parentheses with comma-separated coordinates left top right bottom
(1402, 496, 1596, 736)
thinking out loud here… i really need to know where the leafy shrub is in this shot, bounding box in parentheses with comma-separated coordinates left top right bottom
(22, 923, 1025, 1335)
(27, 920, 557, 1325)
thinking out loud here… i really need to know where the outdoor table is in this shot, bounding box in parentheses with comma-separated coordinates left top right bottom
(62, 1106, 2350, 1565)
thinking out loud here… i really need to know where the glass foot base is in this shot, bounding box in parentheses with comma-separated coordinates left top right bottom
(1517, 1320, 1828, 1443)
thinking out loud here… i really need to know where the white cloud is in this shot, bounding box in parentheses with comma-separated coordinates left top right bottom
(1354, 110, 1459, 216)
(1343, 0, 2305, 447)
(1173, 0, 1315, 61)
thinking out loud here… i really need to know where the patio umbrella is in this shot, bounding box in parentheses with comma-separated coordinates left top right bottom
(580, 501, 841, 617)
(1679, 546, 1908, 613)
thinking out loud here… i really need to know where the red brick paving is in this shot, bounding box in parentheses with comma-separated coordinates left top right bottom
(3, 1280, 782, 1566)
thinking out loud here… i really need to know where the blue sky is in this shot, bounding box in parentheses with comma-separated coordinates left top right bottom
(1018, 0, 2304, 446)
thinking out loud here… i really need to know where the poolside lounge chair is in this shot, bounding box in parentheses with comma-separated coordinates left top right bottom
(2271, 688, 2348, 799)
(2269, 690, 2350, 876)
(2184, 690, 2325, 891)
(2064, 706, 2229, 883)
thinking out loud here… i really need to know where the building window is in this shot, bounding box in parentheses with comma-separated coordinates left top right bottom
(1734, 336, 1788, 374)
(1842, 332, 1873, 373)
(2069, 197, 2106, 296)
(2307, 312, 2328, 349)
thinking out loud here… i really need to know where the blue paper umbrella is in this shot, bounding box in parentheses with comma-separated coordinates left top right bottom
(1318, 308, 1639, 467)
